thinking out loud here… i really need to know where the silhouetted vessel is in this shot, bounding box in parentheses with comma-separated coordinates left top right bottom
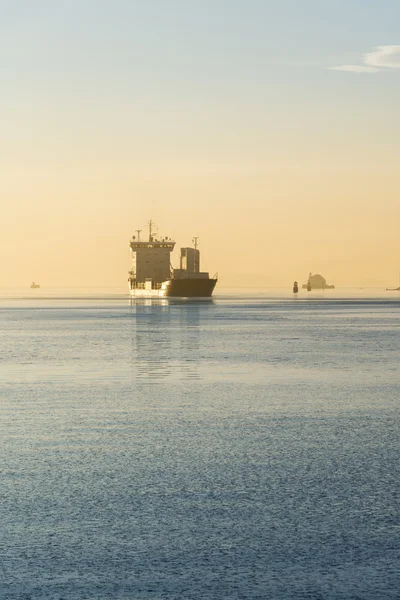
(293, 281, 298, 293)
(128, 221, 217, 298)
(386, 271, 400, 291)
(30, 282, 40, 289)
(302, 272, 335, 290)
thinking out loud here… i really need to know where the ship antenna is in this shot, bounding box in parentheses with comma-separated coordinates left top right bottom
(192, 236, 199, 249)
(148, 219, 154, 241)
(135, 229, 142, 242)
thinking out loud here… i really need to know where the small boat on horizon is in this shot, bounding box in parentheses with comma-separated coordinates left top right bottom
(302, 272, 335, 291)
(386, 271, 400, 291)
(30, 282, 40, 289)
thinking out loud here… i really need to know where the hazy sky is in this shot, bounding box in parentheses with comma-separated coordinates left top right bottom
(1, 0, 399, 287)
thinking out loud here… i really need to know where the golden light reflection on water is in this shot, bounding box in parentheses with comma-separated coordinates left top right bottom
(130, 301, 204, 384)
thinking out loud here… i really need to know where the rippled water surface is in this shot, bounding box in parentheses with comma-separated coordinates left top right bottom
(1, 290, 399, 599)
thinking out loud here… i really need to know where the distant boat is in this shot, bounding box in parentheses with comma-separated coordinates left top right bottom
(30, 282, 40, 289)
(293, 281, 298, 293)
(386, 271, 400, 291)
(302, 272, 335, 290)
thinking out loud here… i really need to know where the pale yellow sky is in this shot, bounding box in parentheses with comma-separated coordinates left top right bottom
(1, 2, 399, 288)
(2, 154, 398, 287)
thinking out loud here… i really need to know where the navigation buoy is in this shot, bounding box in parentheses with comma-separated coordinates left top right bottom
(293, 281, 298, 293)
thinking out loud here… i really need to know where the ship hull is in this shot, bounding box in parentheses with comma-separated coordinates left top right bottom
(129, 278, 217, 298)
(164, 278, 217, 297)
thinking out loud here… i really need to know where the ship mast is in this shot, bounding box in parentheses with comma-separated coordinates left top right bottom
(148, 219, 154, 241)
(135, 229, 142, 242)
(192, 237, 199, 272)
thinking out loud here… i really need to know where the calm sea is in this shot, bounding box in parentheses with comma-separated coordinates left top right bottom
(1, 288, 399, 599)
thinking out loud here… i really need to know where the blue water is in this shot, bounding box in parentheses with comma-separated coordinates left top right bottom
(1, 291, 399, 599)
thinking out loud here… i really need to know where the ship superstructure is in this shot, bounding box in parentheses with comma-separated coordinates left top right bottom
(128, 221, 217, 298)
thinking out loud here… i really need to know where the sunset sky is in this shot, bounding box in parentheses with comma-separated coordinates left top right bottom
(1, 0, 399, 287)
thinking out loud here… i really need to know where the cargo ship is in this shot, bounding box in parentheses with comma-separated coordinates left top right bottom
(128, 221, 217, 298)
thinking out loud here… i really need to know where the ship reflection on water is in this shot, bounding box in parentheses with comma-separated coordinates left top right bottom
(130, 300, 210, 383)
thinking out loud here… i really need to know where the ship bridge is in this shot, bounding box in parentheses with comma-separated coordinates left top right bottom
(129, 240, 175, 251)
(129, 222, 175, 289)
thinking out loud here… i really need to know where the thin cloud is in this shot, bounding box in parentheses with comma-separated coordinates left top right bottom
(365, 45, 400, 68)
(331, 45, 400, 73)
(330, 65, 378, 73)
